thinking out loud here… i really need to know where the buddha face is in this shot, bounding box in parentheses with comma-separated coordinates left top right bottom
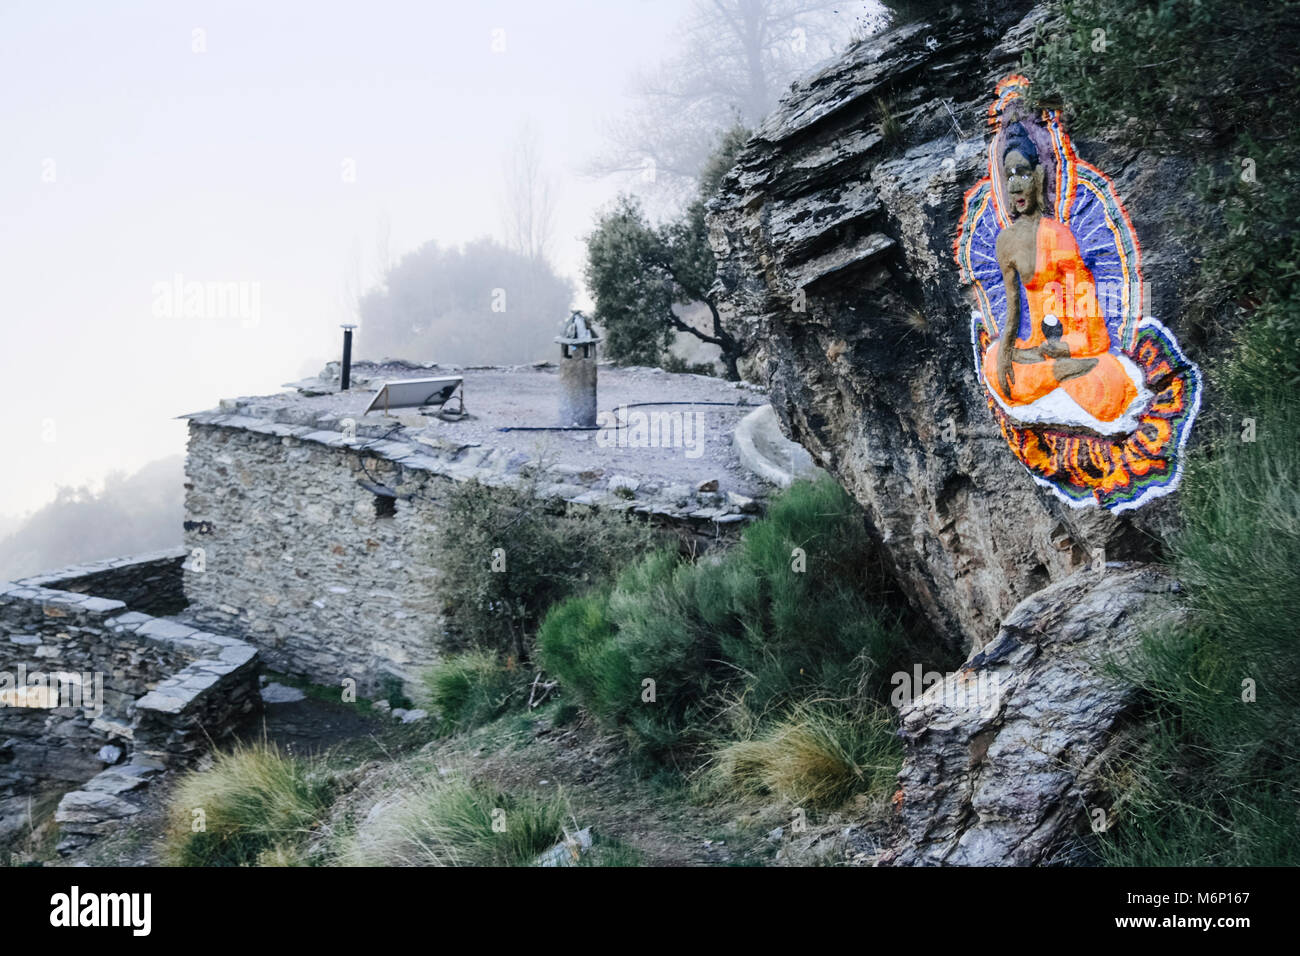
(1003, 148, 1042, 218)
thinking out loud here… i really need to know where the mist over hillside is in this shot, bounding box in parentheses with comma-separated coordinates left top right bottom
(0, 456, 183, 580)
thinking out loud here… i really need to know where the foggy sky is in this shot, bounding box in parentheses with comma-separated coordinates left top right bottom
(1, 0, 705, 520)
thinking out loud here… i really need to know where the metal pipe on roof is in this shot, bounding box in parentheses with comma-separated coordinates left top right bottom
(340, 324, 356, 390)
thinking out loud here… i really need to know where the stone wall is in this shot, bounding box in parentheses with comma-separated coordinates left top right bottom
(16, 548, 188, 617)
(0, 569, 260, 847)
(182, 421, 449, 697)
(181, 406, 762, 698)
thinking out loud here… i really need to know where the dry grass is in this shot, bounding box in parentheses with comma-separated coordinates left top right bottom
(342, 771, 571, 867)
(162, 739, 334, 866)
(712, 703, 900, 810)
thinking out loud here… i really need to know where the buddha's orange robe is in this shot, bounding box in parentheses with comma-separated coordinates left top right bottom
(983, 217, 1137, 423)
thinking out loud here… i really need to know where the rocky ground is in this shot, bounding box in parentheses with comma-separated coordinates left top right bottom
(14, 678, 889, 868)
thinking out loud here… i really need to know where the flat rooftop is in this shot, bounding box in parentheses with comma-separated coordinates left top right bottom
(182, 361, 776, 522)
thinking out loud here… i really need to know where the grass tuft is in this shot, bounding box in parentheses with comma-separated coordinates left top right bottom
(425, 650, 525, 731)
(163, 740, 334, 867)
(713, 702, 901, 810)
(345, 773, 570, 867)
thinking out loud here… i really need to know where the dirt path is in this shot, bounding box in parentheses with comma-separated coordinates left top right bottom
(430, 708, 786, 866)
(50, 690, 872, 867)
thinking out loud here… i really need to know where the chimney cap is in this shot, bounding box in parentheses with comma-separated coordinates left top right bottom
(555, 310, 600, 347)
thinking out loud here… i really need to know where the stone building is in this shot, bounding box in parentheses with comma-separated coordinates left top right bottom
(0, 358, 805, 851)
(178, 360, 788, 697)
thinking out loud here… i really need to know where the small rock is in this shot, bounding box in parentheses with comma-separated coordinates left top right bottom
(607, 475, 640, 494)
(727, 491, 759, 513)
(534, 827, 593, 867)
(96, 745, 123, 765)
(391, 708, 409, 720)
(122, 755, 166, 775)
(767, 827, 785, 842)
(260, 682, 307, 704)
(400, 709, 428, 723)
(56, 836, 92, 856)
(55, 790, 141, 825)
(372, 700, 391, 714)
(697, 478, 720, 492)
(85, 771, 147, 795)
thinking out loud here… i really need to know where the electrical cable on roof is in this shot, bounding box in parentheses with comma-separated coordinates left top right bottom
(495, 400, 763, 432)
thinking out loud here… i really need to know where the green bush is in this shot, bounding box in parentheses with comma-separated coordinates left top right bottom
(1203, 138, 1300, 403)
(878, 1, 960, 24)
(1030, 1, 1300, 394)
(660, 354, 718, 377)
(163, 741, 334, 867)
(425, 650, 527, 730)
(1029, 0, 1300, 867)
(1028, 1, 1299, 153)
(435, 476, 662, 660)
(539, 477, 918, 759)
(1097, 400, 1300, 865)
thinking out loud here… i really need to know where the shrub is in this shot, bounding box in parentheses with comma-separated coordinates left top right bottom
(345, 774, 570, 867)
(1028, 0, 1299, 154)
(435, 476, 662, 660)
(660, 354, 717, 377)
(532, 589, 636, 724)
(1203, 138, 1300, 403)
(1096, 400, 1300, 865)
(163, 740, 334, 867)
(878, 1, 960, 24)
(714, 702, 902, 810)
(425, 650, 527, 730)
(539, 477, 920, 759)
(1029, 0, 1300, 867)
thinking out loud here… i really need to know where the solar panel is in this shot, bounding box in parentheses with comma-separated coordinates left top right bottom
(363, 376, 463, 415)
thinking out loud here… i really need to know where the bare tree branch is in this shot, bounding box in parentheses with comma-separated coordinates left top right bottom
(589, 0, 877, 204)
(501, 123, 558, 264)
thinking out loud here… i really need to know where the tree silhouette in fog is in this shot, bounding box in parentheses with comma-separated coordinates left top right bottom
(359, 238, 574, 366)
(0, 457, 184, 580)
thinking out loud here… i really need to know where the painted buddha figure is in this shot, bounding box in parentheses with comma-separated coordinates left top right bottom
(982, 123, 1139, 427)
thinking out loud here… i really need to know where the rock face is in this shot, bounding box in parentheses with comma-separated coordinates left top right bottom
(708, 2, 1219, 651)
(881, 563, 1184, 866)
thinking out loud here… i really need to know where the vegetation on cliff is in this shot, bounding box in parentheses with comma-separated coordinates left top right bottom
(1032, 0, 1300, 866)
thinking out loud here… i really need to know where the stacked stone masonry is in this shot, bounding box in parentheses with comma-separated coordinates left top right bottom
(0, 553, 260, 849)
(181, 385, 766, 696)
